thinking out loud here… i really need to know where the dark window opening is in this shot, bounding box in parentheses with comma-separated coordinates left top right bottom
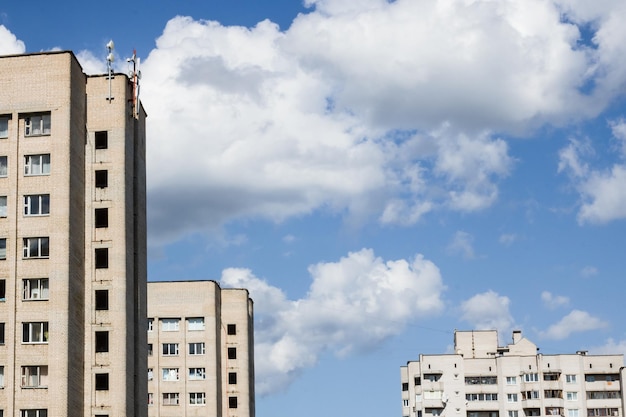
(0, 279, 5, 300)
(0, 322, 4, 344)
(95, 170, 108, 188)
(95, 290, 109, 310)
(95, 248, 108, 268)
(228, 372, 237, 384)
(228, 396, 238, 409)
(95, 208, 109, 228)
(95, 131, 108, 149)
(95, 331, 109, 353)
(228, 347, 237, 359)
(402, 382, 409, 391)
(95, 373, 109, 390)
(227, 324, 236, 335)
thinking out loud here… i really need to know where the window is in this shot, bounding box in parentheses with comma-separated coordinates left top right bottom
(148, 368, 153, 381)
(523, 391, 540, 400)
(94, 208, 108, 228)
(24, 154, 50, 176)
(507, 376, 517, 385)
(95, 248, 108, 268)
(427, 409, 442, 417)
(228, 347, 237, 359)
(0, 196, 6, 217)
(0, 116, 8, 138)
(162, 343, 179, 356)
(162, 368, 179, 381)
(95, 373, 109, 390)
(0, 156, 7, 177)
(95, 170, 108, 188)
(21, 366, 48, 387)
(95, 290, 108, 310)
(566, 375, 577, 383)
(95, 131, 108, 149)
(508, 393, 518, 402)
(227, 323, 236, 335)
(24, 195, 50, 216)
(161, 318, 180, 331)
(20, 411, 47, 417)
(544, 373, 560, 381)
(188, 317, 204, 331)
(0, 279, 5, 301)
(465, 393, 498, 401)
(524, 373, 539, 382)
(402, 382, 409, 391)
(403, 399, 409, 407)
(567, 392, 578, 401)
(0, 239, 5, 260)
(569, 410, 580, 417)
(229, 372, 237, 384)
(588, 409, 619, 417)
(189, 368, 206, 380)
(509, 412, 519, 417)
(424, 391, 443, 400)
(148, 344, 153, 356)
(190, 392, 206, 405)
(25, 114, 51, 136)
(23, 237, 49, 258)
(22, 322, 48, 343)
(148, 393, 154, 405)
(0, 366, 3, 386)
(465, 376, 496, 385)
(229, 396, 238, 409)
(95, 331, 109, 353)
(147, 318, 153, 332)
(587, 392, 621, 400)
(162, 393, 180, 406)
(23, 279, 49, 300)
(189, 342, 205, 355)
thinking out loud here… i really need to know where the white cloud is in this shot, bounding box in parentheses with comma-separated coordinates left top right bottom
(220, 248, 446, 395)
(499, 233, 518, 246)
(590, 337, 626, 356)
(0, 25, 25, 54)
(447, 231, 476, 260)
(580, 265, 599, 278)
(541, 291, 570, 309)
(137, 0, 626, 245)
(539, 310, 608, 340)
(460, 290, 514, 333)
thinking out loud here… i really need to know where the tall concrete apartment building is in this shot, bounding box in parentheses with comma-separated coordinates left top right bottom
(401, 330, 624, 417)
(147, 281, 255, 417)
(0, 51, 147, 416)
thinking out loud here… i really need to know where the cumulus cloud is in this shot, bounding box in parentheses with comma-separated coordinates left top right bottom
(447, 231, 476, 260)
(460, 290, 514, 333)
(539, 310, 608, 340)
(541, 291, 570, 309)
(558, 127, 626, 224)
(220, 248, 445, 395)
(135, 0, 626, 245)
(590, 338, 626, 356)
(0, 25, 25, 54)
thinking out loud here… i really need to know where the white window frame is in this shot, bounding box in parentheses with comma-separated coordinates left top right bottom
(148, 393, 154, 405)
(22, 322, 48, 344)
(147, 368, 153, 381)
(147, 318, 153, 332)
(568, 410, 579, 417)
(190, 392, 206, 405)
(189, 342, 205, 355)
(189, 367, 206, 380)
(161, 318, 180, 331)
(525, 373, 539, 382)
(509, 411, 519, 417)
(0, 238, 6, 260)
(23, 237, 49, 258)
(403, 399, 409, 407)
(507, 393, 518, 402)
(162, 393, 180, 406)
(566, 374, 577, 383)
(0, 196, 6, 217)
(566, 392, 578, 401)
(506, 376, 517, 385)
(0, 365, 4, 387)
(21, 366, 48, 388)
(0, 156, 7, 177)
(162, 368, 179, 381)
(24, 114, 51, 136)
(23, 278, 49, 301)
(24, 154, 50, 176)
(20, 411, 48, 417)
(24, 194, 50, 216)
(187, 317, 205, 331)
(162, 343, 179, 356)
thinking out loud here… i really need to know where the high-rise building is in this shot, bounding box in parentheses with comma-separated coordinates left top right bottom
(401, 330, 624, 417)
(0, 51, 147, 417)
(147, 280, 255, 417)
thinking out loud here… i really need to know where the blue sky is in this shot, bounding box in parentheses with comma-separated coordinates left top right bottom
(2, 0, 626, 416)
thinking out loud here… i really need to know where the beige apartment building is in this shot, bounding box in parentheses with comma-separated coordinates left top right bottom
(147, 280, 255, 417)
(401, 330, 624, 417)
(0, 51, 147, 416)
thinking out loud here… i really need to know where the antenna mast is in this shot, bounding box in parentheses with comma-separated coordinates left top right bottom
(127, 50, 141, 119)
(106, 40, 115, 102)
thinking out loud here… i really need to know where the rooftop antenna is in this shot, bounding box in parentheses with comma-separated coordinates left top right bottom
(127, 50, 141, 118)
(106, 40, 115, 102)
